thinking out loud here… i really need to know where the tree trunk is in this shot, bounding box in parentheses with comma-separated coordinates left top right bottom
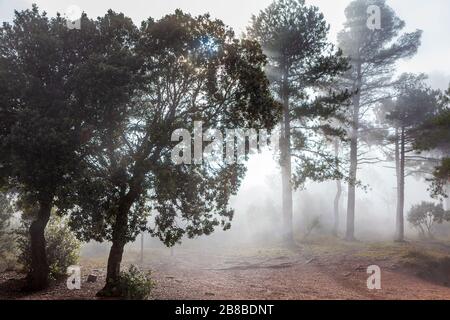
(444, 183, 450, 211)
(281, 148, 293, 243)
(27, 199, 52, 291)
(334, 179, 342, 237)
(346, 131, 357, 241)
(395, 127, 405, 242)
(333, 139, 342, 237)
(98, 220, 127, 297)
(280, 66, 293, 244)
(345, 62, 362, 242)
(140, 232, 144, 265)
(98, 193, 136, 297)
(345, 99, 359, 241)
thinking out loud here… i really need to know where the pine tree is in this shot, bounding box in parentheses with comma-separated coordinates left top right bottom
(337, 0, 422, 240)
(248, 0, 351, 243)
(378, 74, 442, 241)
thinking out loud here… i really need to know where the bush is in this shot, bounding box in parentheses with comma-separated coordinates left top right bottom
(0, 192, 16, 271)
(117, 265, 154, 300)
(407, 202, 450, 239)
(17, 214, 80, 280)
(302, 215, 322, 241)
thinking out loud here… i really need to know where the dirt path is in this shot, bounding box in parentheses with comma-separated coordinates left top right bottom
(148, 247, 450, 300)
(2, 243, 450, 300)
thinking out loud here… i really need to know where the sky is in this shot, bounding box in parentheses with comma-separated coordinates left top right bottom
(1, 0, 449, 89)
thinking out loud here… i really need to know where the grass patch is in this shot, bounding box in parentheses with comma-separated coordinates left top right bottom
(399, 247, 450, 287)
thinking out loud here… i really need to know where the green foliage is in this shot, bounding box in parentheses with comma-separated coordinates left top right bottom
(336, 0, 422, 182)
(412, 86, 450, 198)
(0, 5, 143, 288)
(17, 214, 80, 280)
(68, 10, 280, 250)
(427, 158, 450, 199)
(0, 5, 141, 207)
(386, 74, 441, 129)
(376, 74, 442, 176)
(117, 265, 154, 300)
(0, 5, 91, 205)
(407, 202, 450, 239)
(0, 192, 15, 269)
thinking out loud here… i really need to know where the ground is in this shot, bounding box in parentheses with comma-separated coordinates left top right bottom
(1, 237, 450, 300)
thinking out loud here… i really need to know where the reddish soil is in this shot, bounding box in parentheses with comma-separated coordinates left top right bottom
(1, 242, 450, 300)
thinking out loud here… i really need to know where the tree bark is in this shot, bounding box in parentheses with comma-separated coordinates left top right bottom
(98, 191, 136, 297)
(333, 139, 342, 237)
(345, 62, 362, 242)
(345, 97, 359, 241)
(140, 232, 144, 265)
(346, 130, 357, 241)
(395, 127, 405, 242)
(334, 179, 342, 237)
(444, 183, 450, 211)
(27, 199, 52, 291)
(280, 66, 293, 244)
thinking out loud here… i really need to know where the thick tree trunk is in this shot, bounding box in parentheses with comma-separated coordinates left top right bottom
(98, 221, 127, 297)
(395, 127, 405, 242)
(280, 66, 293, 244)
(27, 199, 52, 291)
(333, 139, 342, 237)
(98, 192, 136, 297)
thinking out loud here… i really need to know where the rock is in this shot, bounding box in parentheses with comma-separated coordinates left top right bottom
(87, 274, 98, 283)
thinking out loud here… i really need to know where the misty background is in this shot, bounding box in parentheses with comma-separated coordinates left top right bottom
(2, 0, 449, 252)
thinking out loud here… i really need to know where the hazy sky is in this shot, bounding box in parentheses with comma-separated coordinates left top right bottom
(1, 0, 449, 89)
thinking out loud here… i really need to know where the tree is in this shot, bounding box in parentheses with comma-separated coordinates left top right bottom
(0, 6, 140, 290)
(407, 202, 450, 239)
(248, 0, 350, 243)
(413, 85, 450, 206)
(17, 213, 81, 280)
(337, 0, 422, 240)
(67, 10, 280, 296)
(378, 74, 442, 241)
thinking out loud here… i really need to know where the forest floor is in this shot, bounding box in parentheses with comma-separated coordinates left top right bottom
(1, 237, 450, 300)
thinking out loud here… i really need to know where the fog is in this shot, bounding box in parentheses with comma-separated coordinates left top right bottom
(1, 0, 447, 256)
(80, 148, 444, 259)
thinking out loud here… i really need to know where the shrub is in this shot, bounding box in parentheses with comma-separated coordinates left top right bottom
(302, 215, 322, 241)
(117, 265, 154, 300)
(0, 192, 16, 271)
(17, 214, 80, 280)
(407, 202, 450, 239)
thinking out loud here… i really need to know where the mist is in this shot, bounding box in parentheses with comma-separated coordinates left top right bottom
(1, 0, 450, 302)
